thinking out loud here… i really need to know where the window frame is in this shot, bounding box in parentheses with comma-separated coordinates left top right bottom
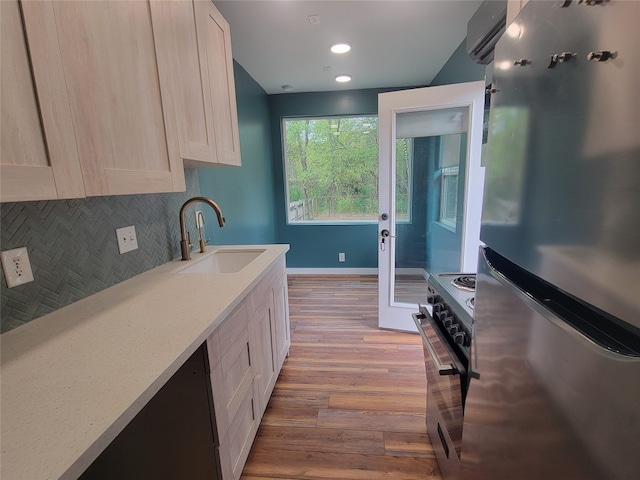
(281, 115, 382, 225)
(439, 165, 459, 230)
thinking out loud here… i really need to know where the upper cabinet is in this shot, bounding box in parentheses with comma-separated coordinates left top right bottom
(152, 0, 242, 168)
(2, 0, 243, 203)
(507, 0, 530, 26)
(1, 0, 185, 201)
(44, 0, 185, 196)
(197, 0, 241, 167)
(1, 0, 85, 202)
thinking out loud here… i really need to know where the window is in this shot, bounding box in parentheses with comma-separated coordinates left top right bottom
(283, 116, 379, 223)
(440, 166, 459, 228)
(395, 138, 412, 222)
(438, 133, 464, 230)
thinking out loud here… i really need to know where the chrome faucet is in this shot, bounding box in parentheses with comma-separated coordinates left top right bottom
(179, 196, 225, 261)
(196, 211, 207, 253)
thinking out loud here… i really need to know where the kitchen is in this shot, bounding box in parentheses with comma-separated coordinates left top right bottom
(2, 1, 639, 480)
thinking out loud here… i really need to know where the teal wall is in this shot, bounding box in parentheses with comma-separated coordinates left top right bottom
(430, 39, 486, 87)
(201, 39, 485, 268)
(198, 62, 277, 245)
(268, 88, 400, 268)
(267, 41, 485, 269)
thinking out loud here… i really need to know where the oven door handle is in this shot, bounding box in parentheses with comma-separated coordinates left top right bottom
(412, 313, 458, 376)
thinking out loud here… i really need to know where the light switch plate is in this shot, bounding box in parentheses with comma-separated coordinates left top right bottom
(1, 247, 34, 288)
(116, 225, 138, 254)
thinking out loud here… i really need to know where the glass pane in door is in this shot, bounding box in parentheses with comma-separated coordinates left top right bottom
(393, 109, 469, 306)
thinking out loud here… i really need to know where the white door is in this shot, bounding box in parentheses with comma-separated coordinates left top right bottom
(378, 82, 485, 332)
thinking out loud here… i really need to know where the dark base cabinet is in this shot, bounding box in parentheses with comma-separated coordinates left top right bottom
(80, 344, 221, 480)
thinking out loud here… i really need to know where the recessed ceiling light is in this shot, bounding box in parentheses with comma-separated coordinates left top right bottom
(335, 74, 352, 83)
(331, 43, 351, 54)
(281, 84, 294, 92)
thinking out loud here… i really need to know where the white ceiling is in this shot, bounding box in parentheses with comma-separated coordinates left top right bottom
(213, 0, 483, 95)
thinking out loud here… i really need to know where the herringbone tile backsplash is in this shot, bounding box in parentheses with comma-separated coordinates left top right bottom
(0, 169, 204, 333)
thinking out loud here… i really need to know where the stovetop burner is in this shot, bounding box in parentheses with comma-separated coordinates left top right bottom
(466, 297, 475, 310)
(452, 275, 476, 292)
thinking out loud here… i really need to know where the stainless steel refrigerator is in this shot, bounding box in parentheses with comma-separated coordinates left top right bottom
(461, 1, 640, 479)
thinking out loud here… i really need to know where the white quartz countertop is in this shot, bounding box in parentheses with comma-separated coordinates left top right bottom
(0, 244, 289, 480)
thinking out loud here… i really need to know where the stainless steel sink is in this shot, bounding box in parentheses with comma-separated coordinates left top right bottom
(174, 249, 266, 274)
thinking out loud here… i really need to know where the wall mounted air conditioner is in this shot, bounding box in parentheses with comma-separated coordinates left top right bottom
(467, 0, 507, 65)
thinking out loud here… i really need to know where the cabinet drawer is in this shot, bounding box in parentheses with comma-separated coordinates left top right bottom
(218, 381, 259, 480)
(216, 302, 251, 358)
(210, 322, 253, 439)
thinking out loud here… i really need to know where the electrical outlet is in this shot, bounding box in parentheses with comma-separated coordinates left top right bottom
(195, 210, 204, 228)
(116, 225, 138, 254)
(338, 252, 346, 262)
(1, 247, 34, 288)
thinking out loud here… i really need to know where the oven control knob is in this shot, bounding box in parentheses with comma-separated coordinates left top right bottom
(448, 324, 460, 335)
(443, 317, 454, 328)
(435, 310, 449, 322)
(432, 303, 445, 313)
(453, 332, 467, 346)
(427, 294, 441, 304)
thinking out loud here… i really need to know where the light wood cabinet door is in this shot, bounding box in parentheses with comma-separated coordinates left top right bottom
(150, 0, 215, 166)
(217, 378, 260, 480)
(273, 274, 292, 371)
(209, 302, 253, 439)
(193, 0, 242, 167)
(507, 0, 530, 26)
(252, 293, 278, 416)
(39, 0, 185, 196)
(153, 0, 241, 168)
(1, 0, 85, 202)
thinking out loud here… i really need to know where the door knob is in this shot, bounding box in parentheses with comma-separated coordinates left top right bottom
(380, 229, 396, 251)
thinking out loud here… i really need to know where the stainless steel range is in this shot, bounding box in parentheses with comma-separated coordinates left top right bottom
(413, 273, 475, 480)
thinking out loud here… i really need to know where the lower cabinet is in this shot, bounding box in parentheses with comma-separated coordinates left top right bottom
(207, 260, 290, 480)
(79, 258, 290, 480)
(207, 302, 259, 480)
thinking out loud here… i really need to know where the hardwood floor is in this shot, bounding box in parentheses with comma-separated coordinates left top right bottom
(241, 275, 442, 480)
(394, 274, 429, 305)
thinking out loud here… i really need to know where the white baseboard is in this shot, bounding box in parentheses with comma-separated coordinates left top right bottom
(395, 268, 425, 276)
(286, 267, 429, 278)
(287, 268, 378, 275)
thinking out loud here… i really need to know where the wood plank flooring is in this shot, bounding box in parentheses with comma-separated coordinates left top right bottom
(241, 275, 442, 480)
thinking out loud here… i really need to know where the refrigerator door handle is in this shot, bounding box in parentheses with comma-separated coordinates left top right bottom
(481, 248, 640, 360)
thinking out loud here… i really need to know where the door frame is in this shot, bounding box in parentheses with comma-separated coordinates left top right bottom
(378, 82, 485, 332)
